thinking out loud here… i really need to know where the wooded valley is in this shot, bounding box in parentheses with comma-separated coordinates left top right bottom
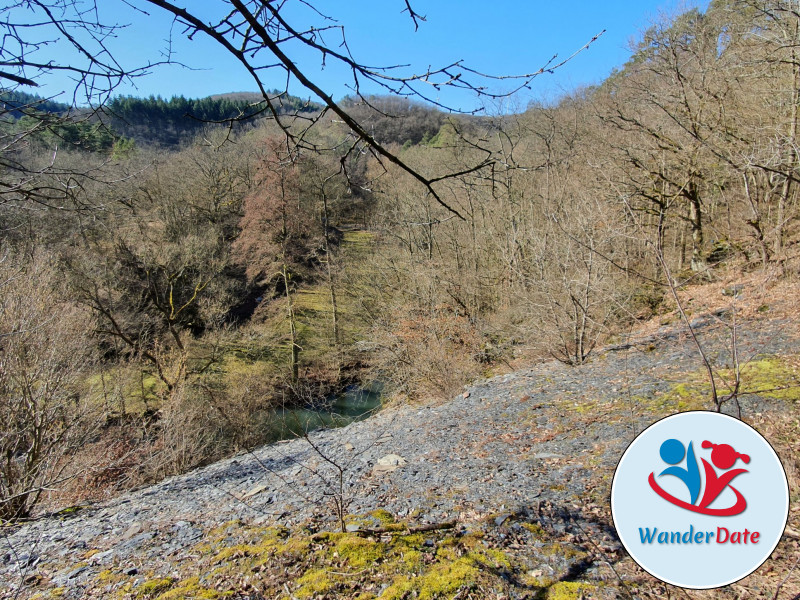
(1, 1, 799, 521)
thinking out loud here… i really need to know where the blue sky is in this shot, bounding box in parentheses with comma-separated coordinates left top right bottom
(33, 0, 708, 112)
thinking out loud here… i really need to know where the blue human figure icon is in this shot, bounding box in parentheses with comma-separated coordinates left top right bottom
(658, 439, 701, 505)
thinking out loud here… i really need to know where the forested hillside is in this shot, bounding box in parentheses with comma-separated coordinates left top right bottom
(106, 92, 321, 146)
(1, 1, 799, 524)
(0, 90, 320, 149)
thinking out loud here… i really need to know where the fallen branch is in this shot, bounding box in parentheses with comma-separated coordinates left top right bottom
(351, 520, 457, 537)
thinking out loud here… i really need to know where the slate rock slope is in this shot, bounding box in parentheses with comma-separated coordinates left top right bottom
(2, 310, 798, 599)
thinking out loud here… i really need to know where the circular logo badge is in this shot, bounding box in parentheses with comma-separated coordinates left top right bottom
(611, 411, 789, 589)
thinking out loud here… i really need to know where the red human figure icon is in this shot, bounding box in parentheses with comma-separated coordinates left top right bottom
(698, 441, 750, 511)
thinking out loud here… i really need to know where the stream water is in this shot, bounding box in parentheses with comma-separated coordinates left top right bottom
(263, 381, 383, 442)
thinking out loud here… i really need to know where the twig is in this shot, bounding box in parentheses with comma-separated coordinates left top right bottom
(774, 554, 800, 600)
(569, 518, 635, 600)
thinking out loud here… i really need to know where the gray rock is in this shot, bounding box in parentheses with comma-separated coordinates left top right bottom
(67, 566, 89, 580)
(495, 513, 512, 526)
(122, 522, 143, 540)
(118, 532, 155, 553)
(723, 284, 745, 297)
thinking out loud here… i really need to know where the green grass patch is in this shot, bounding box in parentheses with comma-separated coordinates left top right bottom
(296, 287, 333, 313)
(342, 230, 375, 249)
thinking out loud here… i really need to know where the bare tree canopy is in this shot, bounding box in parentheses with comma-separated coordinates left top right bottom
(1, 0, 601, 217)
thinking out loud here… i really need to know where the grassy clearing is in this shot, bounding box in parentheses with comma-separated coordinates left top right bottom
(342, 229, 375, 252)
(84, 366, 162, 417)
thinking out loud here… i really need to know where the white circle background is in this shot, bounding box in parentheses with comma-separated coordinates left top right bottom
(611, 411, 789, 589)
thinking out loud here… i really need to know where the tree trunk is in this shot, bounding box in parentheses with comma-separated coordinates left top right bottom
(776, 22, 799, 256)
(321, 192, 341, 373)
(687, 181, 706, 273)
(282, 264, 300, 384)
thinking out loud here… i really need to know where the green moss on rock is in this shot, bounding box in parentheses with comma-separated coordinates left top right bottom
(155, 576, 225, 600)
(333, 533, 385, 569)
(295, 569, 336, 598)
(547, 581, 597, 599)
(135, 578, 175, 598)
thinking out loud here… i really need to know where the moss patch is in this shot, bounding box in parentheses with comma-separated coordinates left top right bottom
(547, 581, 598, 599)
(522, 521, 546, 537)
(647, 356, 800, 413)
(371, 508, 396, 525)
(295, 569, 337, 599)
(415, 557, 481, 599)
(650, 380, 707, 412)
(155, 577, 225, 600)
(178, 516, 522, 598)
(729, 358, 800, 402)
(44, 511, 614, 599)
(135, 578, 175, 598)
(332, 533, 385, 569)
(85, 366, 162, 416)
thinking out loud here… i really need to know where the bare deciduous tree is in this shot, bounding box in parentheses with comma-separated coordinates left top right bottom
(0, 250, 98, 520)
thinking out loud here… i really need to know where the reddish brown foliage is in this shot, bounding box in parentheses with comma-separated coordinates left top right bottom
(234, 139, 321, 284)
